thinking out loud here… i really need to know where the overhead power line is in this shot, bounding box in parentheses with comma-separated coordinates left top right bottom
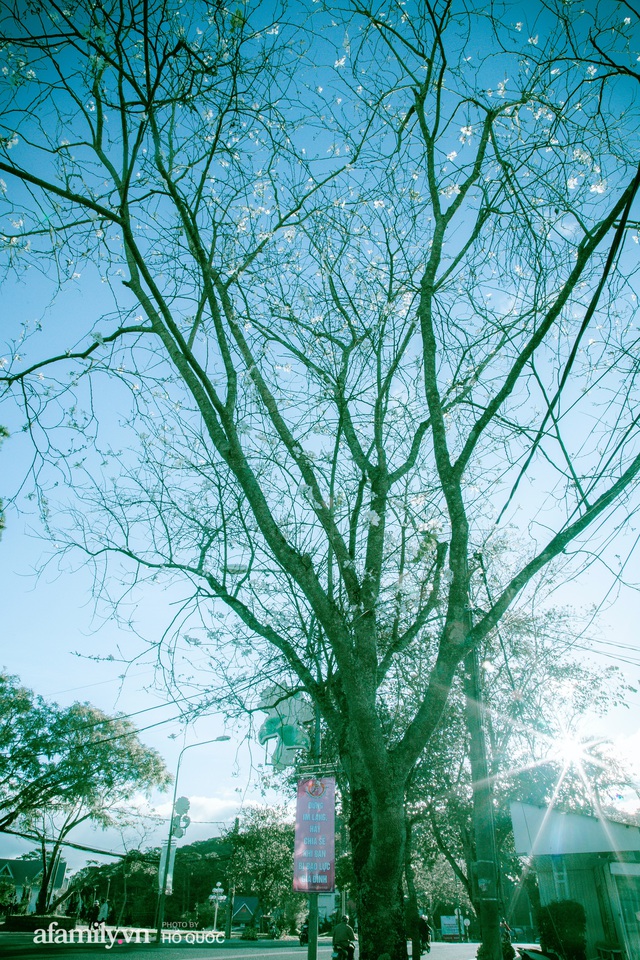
(0, 827, 158, 862)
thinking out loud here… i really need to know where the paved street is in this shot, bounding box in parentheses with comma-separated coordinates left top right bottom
(0, 935, 539, 960)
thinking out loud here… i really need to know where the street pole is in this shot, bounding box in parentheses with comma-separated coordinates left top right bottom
(307, 700, 322, 960)
(225, 817, 239, 940)
(155, 735, 230, 944)
(209, 882, 225, 932)
(464, 643, 501, 960)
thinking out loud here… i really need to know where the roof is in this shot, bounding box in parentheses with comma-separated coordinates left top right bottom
(233, 895, 259, 918)
(0, 858, 67, 888)
(510, 802, 640, 857)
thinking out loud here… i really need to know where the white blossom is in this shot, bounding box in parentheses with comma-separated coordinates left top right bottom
(567, 176, 580, 189)
(515, 22, 523, 31)
(446, 150, 457, 161)
(590, 180, 607, 194)
(0, 179, 6, 194)
(334, 56, 346, 68)
(459, 125, 473, 144)
(366, 510, 380, 526)
(573, 148, 592, 166)
(440, 183, 461, 197)
(528, 35, 539, 45)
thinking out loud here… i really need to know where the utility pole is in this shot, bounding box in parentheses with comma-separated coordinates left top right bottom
(464, 642, 502, 960)
(155, 735, 230, 943)
(225, 817, 239, 941)
(307, 701, 322, 960)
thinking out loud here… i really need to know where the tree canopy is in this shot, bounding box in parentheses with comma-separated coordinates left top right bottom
(0, 670, 169, 834)
(403, 604, 634, 915)
(2, 2, 640, 957)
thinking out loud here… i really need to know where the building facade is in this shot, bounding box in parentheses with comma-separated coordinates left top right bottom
(511, 802, 640, 960)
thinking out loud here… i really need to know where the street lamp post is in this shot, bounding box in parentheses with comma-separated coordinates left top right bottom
(208, 881, 227, 933)
(155, 735, 230, 943)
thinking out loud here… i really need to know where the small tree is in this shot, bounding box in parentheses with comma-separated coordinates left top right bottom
(228, 807, 305, 923)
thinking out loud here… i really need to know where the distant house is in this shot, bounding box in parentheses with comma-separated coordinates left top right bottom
(0, 858, 67, 914)
(511, 802, 640, 960)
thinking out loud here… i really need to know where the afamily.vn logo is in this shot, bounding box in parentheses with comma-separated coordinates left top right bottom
(33, 921, 226, 950)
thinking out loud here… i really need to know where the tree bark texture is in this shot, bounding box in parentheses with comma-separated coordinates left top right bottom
(350, 784, 407, 960)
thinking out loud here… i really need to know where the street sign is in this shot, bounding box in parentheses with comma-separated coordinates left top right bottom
(440, 916, 461, 941)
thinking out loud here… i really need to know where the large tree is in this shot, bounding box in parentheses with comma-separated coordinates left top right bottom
(0, 672, 169, 833)
(0, 672, 170, 910)
(2, 2, 640, 957)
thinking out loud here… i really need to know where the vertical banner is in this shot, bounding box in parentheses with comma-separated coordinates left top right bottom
(158, 841, 176, 895)
(293, 777, 335, 892)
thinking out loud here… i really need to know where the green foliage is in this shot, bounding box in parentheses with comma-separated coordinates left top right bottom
(401, 602, 634, 915)
(74, 852, 159, 928)
(74, 836, 232, 928)
(0, 878, 17, 916)
(0, 671, 170, 912)
(0, 670, 170, 832)
(537, 900, 586, 960)
(228, 807, 305, 920)
(72, 815, 304, 931)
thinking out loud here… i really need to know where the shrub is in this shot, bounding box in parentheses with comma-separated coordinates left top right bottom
(537, 900, 586, 960)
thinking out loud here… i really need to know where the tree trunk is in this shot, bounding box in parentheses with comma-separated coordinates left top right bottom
(35, 838, 52, 914)
(404, 821, 422, 960)
(350, 783, 407, 960)
(464, 651, 501, 960)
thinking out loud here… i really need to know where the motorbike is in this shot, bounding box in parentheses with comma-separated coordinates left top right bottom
(332, 945, 354, 960)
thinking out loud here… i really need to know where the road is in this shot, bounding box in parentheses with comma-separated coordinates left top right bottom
(0, 935, 539, 960)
